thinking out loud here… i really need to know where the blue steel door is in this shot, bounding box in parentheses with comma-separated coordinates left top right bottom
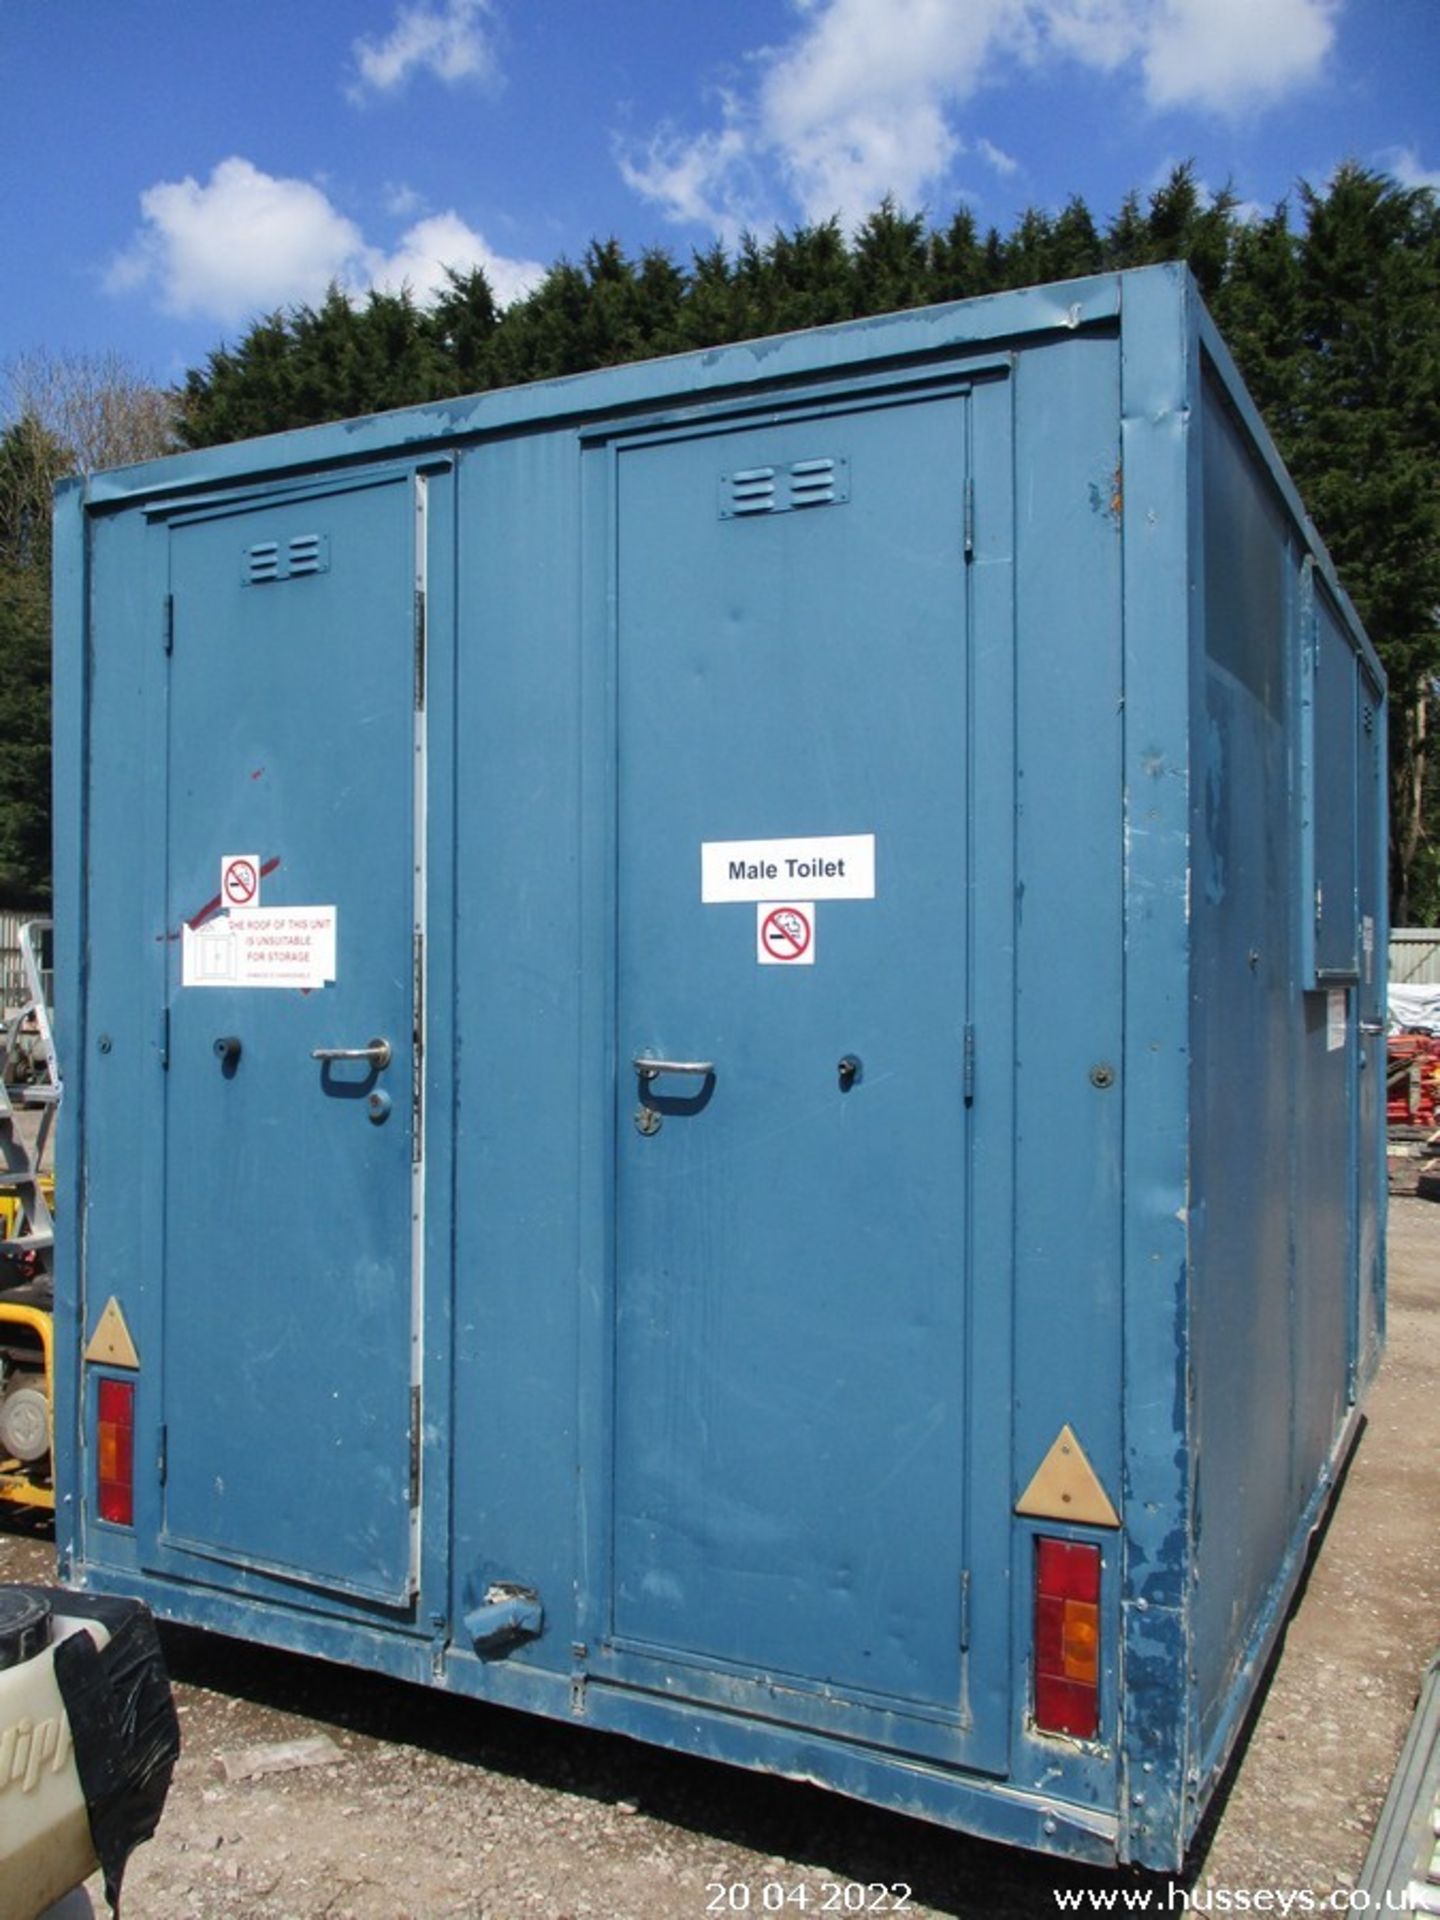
(157, 470, 423, 1605)
(608, 389, 1010, 1769)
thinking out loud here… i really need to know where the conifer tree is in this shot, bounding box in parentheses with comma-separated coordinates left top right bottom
(1288, 167, 1440, 918)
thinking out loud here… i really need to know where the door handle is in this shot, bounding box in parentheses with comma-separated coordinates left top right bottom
(1358, 1019, 1386, 1036)
(633, 1056, 715, 1083)
(312, 1037, 392, 1069)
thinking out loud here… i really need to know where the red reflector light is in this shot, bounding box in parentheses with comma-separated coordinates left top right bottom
(97, 1378, 135, 1526)
(1037, 1536, 1100, 1603)
(1034, 1537, 1101, 1739)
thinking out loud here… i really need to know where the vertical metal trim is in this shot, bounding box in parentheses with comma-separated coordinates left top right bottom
(408, 473, 429, 1575)
(1296, 555, 1319, 982)
(1116, 262, 1198, 1867)
(150, 524, 176, 1558)
(571, 432, 620, 1668)
(964, 367, 1019, 1767)
(49, 478, 89, 1583)
(412, 930, 425, 1165)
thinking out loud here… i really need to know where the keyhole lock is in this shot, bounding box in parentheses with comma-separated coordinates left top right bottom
(367, 1089, 392, 1123)
(635, 1106, 663, 1136)
(838, 1054, 862, 1092)
(213, 1035, 242, 1069)
(1090, 1063, 1116, 1090)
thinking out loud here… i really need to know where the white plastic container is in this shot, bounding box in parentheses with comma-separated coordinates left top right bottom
(0, 1594, 107, 1920)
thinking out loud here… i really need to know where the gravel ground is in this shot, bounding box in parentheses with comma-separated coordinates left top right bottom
(3, 1199, 1436, 1920)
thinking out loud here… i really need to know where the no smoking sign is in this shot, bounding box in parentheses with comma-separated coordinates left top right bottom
(757, 902, 815, 966)
(221, 854, 262, 909)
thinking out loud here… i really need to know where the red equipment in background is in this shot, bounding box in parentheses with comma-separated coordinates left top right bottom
(1387, 1032, 1440, 1129)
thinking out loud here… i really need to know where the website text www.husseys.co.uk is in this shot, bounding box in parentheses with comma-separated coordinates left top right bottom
(1054, 1888, 1419, 1914)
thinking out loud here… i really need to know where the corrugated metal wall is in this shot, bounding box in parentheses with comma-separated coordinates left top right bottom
(1392, 930, 1440, 985)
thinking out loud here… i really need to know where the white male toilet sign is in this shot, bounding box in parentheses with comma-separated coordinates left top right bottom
(700, 834, 875, 969)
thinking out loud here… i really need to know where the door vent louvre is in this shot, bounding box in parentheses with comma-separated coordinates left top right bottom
(722, 467, 777, 517)
(720, 457, 849, 520)
(287, 533, 325, 576)
(244, 532, 330, 584)
(788, 457, 842, 507)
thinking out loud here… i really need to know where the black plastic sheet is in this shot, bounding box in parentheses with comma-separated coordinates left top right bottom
(45, 1593, 181, 1917)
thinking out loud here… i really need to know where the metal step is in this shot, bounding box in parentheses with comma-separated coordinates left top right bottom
(1361, 1652, 1440, 1913)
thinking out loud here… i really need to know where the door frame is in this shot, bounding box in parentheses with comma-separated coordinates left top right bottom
(572, 362, 1018, 1773)
(129, 456, 456, 1625)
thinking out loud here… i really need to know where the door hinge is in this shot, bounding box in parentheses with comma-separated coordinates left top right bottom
(962, 1024, 975, 1105)
(163, 593, 175, 655)
(158, 1006, 170, 1071)
(414, 588, 427, 710)
(959, 1568, 971, 1651)
(963, 479, 975, 561)
(156, 1423, 168, 1487)
(412, 930, 425, 1164)
(408, 1385, 422, 1507)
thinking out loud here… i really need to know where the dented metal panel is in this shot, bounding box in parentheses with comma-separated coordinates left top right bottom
(53, 264, 1384, 1871)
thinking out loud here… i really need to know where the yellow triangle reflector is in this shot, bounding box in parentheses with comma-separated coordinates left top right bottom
(84, 1297, 140, 1371)
(1016, 1423, 1119, 1528)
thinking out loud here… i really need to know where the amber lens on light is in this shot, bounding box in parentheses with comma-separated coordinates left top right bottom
(97, 1378, 135, 1526)
(1062, 1600, 1100, 1684)
(1034, 1537, 1101, 1739)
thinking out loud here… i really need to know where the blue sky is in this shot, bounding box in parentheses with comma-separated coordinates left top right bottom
(1, 0, 1436, 389)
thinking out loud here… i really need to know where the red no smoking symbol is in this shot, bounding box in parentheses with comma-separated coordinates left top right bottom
(222, 857, 259, 907)
(762, 906, 812, 960)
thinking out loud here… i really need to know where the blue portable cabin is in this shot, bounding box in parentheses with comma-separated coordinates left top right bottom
(53, 263, 1387, 1870)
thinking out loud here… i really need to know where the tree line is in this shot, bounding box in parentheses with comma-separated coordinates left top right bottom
(2, 163, 1437, 918)
(0, 352, 176, 903)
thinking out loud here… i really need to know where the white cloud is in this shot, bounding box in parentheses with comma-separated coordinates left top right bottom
(107, 158, 541, 327)
(350, 0, 497, 101)
(369, 210, 543, 307)
(1141, 0, 1339, 114)
(106, 159, 371, 322)
(757, 0, 1015, 224)
(975, 136, 1021, 178)
(617, 116, 768, 247)
(1381, 145, 1440, 193)
(1027, 0, 1145, 71)
(619, 0, 1344, 237)
(383, 181, 426, 218)
(618, 0, 1019, 235)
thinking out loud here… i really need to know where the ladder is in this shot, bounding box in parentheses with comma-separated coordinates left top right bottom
(0, 919, 58, 1288)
